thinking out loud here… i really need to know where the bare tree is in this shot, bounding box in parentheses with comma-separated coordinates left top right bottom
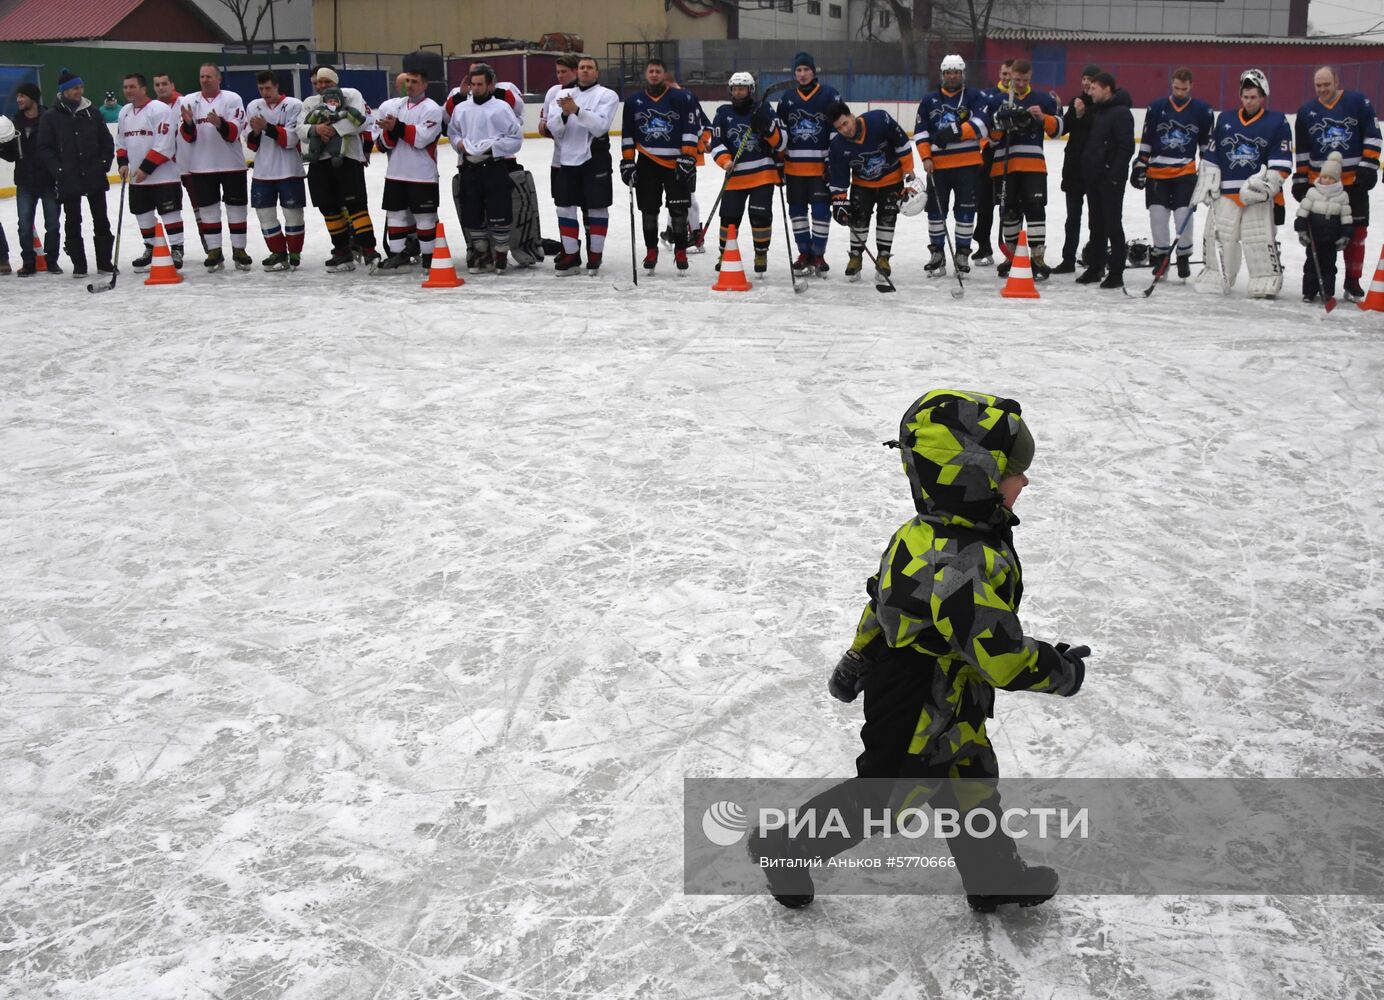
(212, 0, 290, 47)
(932, 0, 1004, 71)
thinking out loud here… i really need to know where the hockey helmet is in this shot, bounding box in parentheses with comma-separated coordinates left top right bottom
(0, 114, 14, 145)
(940, 54, 966, 74)
(1240, 68, 1269, 97)
(1126, 238, 1150, 267)
(728, 71, 756, 94)
(899, 174, 927, 217)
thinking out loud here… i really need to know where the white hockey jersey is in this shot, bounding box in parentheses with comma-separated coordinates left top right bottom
(545, 82, 618, 167)
(296, 87, 369, 165)
(539, 82, 564, 165)
(448, 94, 523, 161)
(375, 95, 444, 182)
(116, 98, 180, 186)
(176, 90, 248, 174)
(245, 95, 305, 180)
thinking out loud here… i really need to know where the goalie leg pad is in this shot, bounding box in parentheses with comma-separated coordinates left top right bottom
(508, 169, 545, 266)
(1240, 198, 1282, 298)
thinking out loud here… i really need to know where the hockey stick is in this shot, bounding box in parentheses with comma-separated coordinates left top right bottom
(626, 182, 638, 288)
(88, 176, 127, 294)
(699, 124, 754, 246)
(995, 85, 1016, 262)
(777, 176, 805, 294)
(925, 178, 965, 299)
(1306, 237, 1337, 313)
(1142, 206, 1198, 297)
(859, 243, 896, 293)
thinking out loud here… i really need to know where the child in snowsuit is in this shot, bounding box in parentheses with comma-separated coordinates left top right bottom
(1296, 151, 1353, 302)
(750, 389, 1090, 912)
(303, 86, 361, 167)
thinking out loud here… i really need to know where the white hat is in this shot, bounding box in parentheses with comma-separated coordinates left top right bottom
(315, 67, 340, 85)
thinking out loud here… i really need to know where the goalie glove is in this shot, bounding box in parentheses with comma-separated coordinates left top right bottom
(1190, 162, 1221, 205)
(827, 650, 871, 703)
(1240, 166, 1282, 205)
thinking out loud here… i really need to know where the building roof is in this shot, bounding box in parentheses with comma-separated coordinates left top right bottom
(988, 28, 1384, 47)
(0, 0, 144, 41)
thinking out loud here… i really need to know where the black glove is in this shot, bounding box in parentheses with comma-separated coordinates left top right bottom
(1336, 234, 1351, 250)
(619, 160, 637, 186)
(1359, 167, 1378, 192)
(1054, 642, 1089, 696)
(827, 649, 871, 703)
(675, 154, 696, 183)
(831, 199, 852, 226)
(750, 105, 773, 136)
(933, 122, 961, 147)
(1130, 162, 1147, 190)
(1291, 177, 1309, 202)
(995, 105, 1027, 131)
(1299, 230, 1313, 248)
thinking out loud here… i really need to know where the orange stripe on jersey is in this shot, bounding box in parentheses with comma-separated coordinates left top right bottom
(1148, 162, 1197, 180)
(856, 167, 904, 189)
(726, 165, 780, 190)
(785, 161, 825, 177)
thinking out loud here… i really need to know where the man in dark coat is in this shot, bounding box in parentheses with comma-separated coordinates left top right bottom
(1077, 71, 1134, 289)
(37, 69, 115, 277)
(0, 83, 63, 274)
(1053, 63, 1100, 274)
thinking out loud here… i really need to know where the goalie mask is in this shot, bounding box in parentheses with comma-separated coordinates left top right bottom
(899, 175, 927, 217)
(1240, 68, 1269, 97)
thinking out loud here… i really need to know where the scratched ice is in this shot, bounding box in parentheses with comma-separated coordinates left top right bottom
(2, 142, 1382, 1000)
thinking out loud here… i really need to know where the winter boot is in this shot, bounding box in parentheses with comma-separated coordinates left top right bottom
(746, 826, 815, 910)
(753, 249, 768, 274)
(972, 248, 995, 266)
(1051, 258, 1077, 274)
(1176, 253, 1193, 280)
(1099, 268, 1125, 290)
(1075, 266, 1104, 285)
(203, 248, 225, 272)
(232, 248, 253, 271)
(946, 807, 1059, 914)
(924, 245, 947, 277)
(844, 251, 863, 281)
(131, 246, 154, 273)
(643, 247, 658, 272)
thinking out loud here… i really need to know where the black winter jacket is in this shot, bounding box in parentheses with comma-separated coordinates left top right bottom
(36, 98, 114, 200)
(1061, 94, 1094, 186)
(1080, 88, 1135, 189)
(0, 106, 57, 191)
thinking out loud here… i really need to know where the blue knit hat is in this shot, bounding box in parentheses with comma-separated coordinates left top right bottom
(793, 51, 815, 72)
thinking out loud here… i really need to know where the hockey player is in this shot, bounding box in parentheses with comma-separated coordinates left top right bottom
(152, 72, 205, 252)
(1193, 69, 1293, 298)
(1131, 67, 1215, 280)
(177, 63, 251, 271)
(826, 100, 916, 282)
(1076, 72, 1134, 289)
(620, 58, 698, 274)
(986, 59, 1060, 278)
(1295, 151, 1353, 302)
(374, 66, 444, 272)
(298, 67, 379, 272)
(244, 71, 305, 271)
(709, 72, 783, 275)
(115, 73, 184, 272)
(546, 55, 618, 275)
(448, 62, 523, 273)
(748, 389, 1088, 913)
(1293, 66, 1381, 301)
(912, 54, 988, 279)
(776, 51, 841, 274)
(660, 74, 712, 253)
(972, 58, 1014, 266)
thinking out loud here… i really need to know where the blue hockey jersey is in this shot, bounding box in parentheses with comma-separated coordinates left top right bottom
(827, 109, 914, 196)
(913, 86, 989, 170)
(1137, 95, 1214, 179)
(1294, 90, 1382, 186)
(986, 86, 1061, 176)
(1205, 107, 1293, 203)
(775, 80, 841, 178)
(621, 86, 697, 169)
(710, 101, 783, 189)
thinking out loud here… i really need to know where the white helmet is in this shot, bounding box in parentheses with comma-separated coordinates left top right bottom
(1240, 68, 1269, 97)
(0, 114, 14, 144)
(940, 54, 966, 74)
(899, 174, 927, 216)
(728, 71, 755, 94)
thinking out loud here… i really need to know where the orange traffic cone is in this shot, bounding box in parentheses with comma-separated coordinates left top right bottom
(421, 222, 464, 288)
(1001, 228, 1040, 299)
(1358, 245, 1384, 311)
(144, 222, 183, 286)
(711, 224, 752, 292)
(33, 235, 47, 272)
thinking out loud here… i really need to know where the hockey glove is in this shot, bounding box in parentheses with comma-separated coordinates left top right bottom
(827, 649, 871, 703)
(675, 154, 697, 183)
(934, 122, 962, 147)
(1360, 167, 1379, 192)
(1129, 162, 1147, 190)
(619, 160, 637, 186)
(1296, 225, 1311, 248)
(1336, 234, 1352, 251)
(750, 105, 774, 136)
(1291, 177, 1310, 202)
(1240, 167, 1278, 205)
(1053, 642, 1090, 697)
(831, 199, 852, 226)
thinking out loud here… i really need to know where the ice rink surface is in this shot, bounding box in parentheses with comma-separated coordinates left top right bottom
(3, 139, 1384, 999)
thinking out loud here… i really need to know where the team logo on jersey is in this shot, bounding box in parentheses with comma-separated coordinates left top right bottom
(789, 110, 826, 144)
(1157, 119, 1198, 152)
(853, 149, 889, 179)
(1309, 116, 1357, 152)
(638, 108, 679, 143)
(1222, 132, 1268, 169)
(725, 122, 758, 156)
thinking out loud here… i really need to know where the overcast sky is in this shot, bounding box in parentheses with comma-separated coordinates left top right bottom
(1308, 0, 1384, 36)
